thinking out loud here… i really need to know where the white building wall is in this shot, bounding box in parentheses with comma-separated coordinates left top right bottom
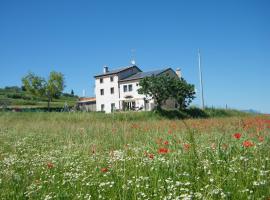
(119, 80, 155, 111)
(95, 75, 120, 113)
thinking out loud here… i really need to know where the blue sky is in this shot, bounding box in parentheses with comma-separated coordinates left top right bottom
(0, 0, 269, 113)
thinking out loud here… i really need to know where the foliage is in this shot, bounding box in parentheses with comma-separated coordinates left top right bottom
(0, 98, 11, 109)
(0, 86, 77, 109)
(0, 112, 269, 199)
(138, 74, 195, 110)
(22, 71, 65, 110)
(171, 77, 196, 109)
(138, 75, 172, 110)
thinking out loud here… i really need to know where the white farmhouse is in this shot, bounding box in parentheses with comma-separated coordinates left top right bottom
(94, 65, 181, 113)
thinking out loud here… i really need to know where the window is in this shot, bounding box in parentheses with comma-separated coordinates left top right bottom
(123, 85, 127, 92)
(111, 103, 115, 112)
(110, 87, 114, 94)
(136, 83, 139, 86)
(100, 78, 103, 83)
(110, 76, 114, 82)
(101, 104, 105, 111)
(100, 89, 104, 95)
(128, 84, 133, 91)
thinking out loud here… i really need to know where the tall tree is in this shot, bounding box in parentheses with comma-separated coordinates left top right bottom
(22, 71, 65, 110)
(138, 75, 195, 111)
(171, 77, 196, 110)
(138, 75, 172, 110)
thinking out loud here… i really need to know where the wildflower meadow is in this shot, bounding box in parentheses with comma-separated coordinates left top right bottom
(0, 112, 270, 199)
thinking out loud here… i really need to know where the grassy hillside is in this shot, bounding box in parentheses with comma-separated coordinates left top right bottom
(0, 112, 269, 199)
(0, 86, 78, 108)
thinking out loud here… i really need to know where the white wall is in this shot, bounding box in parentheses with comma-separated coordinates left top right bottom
(119, 80, 155, 111)
(95, 75, 120, 113)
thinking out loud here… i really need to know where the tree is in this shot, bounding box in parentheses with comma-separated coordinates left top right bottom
(138, 75, 173, 110)
(138, 74, 195, 111)
(171, 77, 196, 110)
(71, 89, 74, 96)
(22, 71, 65, 110)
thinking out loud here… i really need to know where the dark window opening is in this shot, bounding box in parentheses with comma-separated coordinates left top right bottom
(100, 89, 104, 95)
(128, 84, 133, 91)
(124, 85, 127, 92)
(110, 87, 114, 94)
(111, 103, 115, 112)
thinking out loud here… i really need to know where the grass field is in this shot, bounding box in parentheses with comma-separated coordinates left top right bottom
(0, 112, 270, 199)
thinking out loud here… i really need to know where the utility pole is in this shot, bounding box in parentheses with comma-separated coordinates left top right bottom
(198, 49, 205, 109)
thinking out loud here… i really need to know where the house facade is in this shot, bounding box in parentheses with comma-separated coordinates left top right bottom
(94, 65, 181, 113)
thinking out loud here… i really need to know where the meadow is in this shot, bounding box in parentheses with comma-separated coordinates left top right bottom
(0, 112, 269, 199)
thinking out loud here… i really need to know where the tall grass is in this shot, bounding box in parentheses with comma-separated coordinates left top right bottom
(0, 112, 269, 199)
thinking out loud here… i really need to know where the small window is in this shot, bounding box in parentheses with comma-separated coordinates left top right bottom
(110, 87, 114, 94)
(110, 76, 114, 82)
(123, 85, 127, 92)
(111, 103, 115, 112)
(136, 83, 139, 86)
(101, 104, 105, 111)
(100, 78, 103, 83)
(100, 89, 104, 95)
(128, 84, 133, 91)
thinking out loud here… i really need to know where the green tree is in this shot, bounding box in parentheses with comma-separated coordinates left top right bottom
(22, 71, 65, 110)
(138, 75, 195, 111)
(138, 75, 173, 111)
(71, 89, 74, 96)
(171, 77, 196, 110)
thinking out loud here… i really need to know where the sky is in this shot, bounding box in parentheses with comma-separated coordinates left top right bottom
(0, 0, 269, 113)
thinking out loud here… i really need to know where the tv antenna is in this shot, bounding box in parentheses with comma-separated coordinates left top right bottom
(131, 49, 136, 65)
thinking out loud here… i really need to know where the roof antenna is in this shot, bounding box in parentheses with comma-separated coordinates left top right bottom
(130, 49, 136, 65)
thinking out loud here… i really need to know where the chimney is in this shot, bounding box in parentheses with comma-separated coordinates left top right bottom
(176, 68, 182, 78)
(103, 65, 109, 74)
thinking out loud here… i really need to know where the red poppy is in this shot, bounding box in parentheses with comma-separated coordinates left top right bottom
(168, 129, 173, 134)
(164, 140, 169, 145)
(258, 136, 264, 142)
(242, 140, 254, 148)
(183, 143, 190, 151)
(131, 124, 139, 129)
(149, 153, 154, 159)
(101, 168, 108, 173)
(233, 133, 242, 139)
(158, 148, 169, 154)
(47, 162, 54, 169)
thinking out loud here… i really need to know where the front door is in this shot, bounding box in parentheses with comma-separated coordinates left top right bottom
(123, 101, 135, 111)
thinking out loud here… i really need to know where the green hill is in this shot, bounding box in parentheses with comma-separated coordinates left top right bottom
(0, 86, 78, 109)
